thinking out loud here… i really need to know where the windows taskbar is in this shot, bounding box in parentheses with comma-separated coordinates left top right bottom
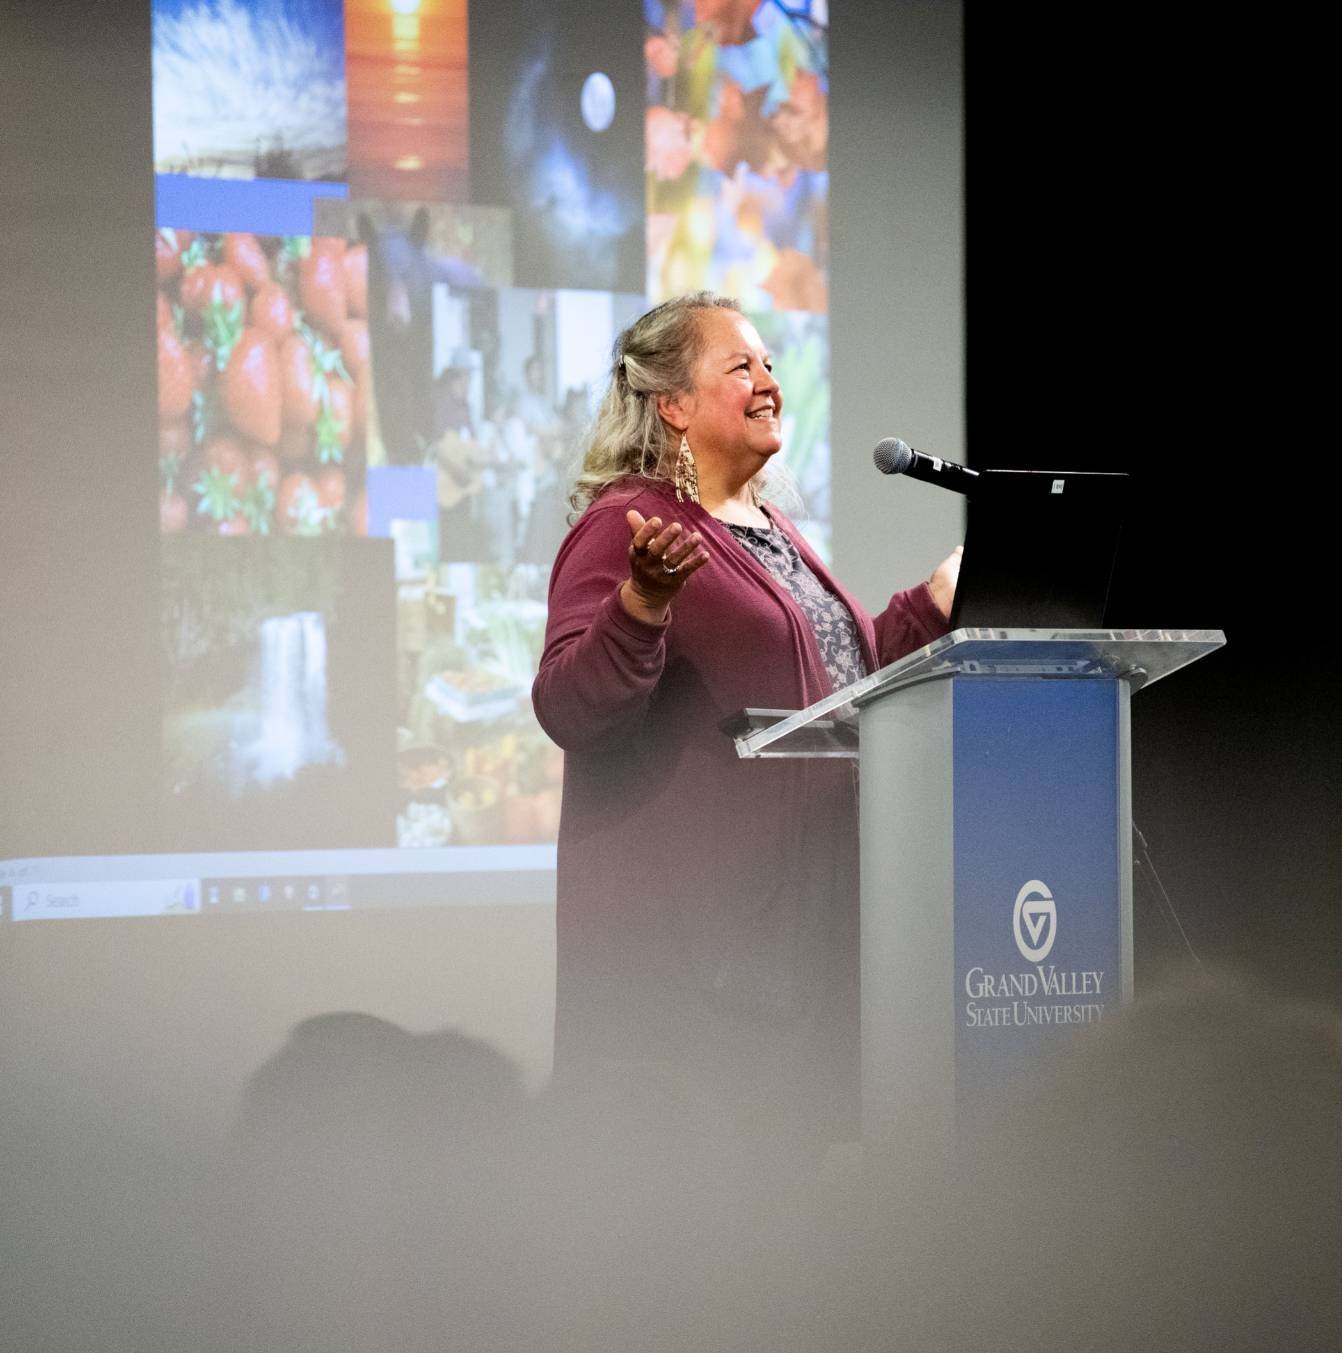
(0, 846, 556, 922)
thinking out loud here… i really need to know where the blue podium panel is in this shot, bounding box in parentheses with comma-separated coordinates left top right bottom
(953, 677, 1123, 1116)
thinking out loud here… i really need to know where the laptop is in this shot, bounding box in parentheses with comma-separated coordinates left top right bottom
(948, 469, 1129, 629)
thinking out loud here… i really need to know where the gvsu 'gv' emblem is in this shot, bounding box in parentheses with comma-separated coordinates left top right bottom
(1013, 880, 1056, 962)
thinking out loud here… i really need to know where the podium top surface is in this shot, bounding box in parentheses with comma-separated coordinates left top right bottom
(729, 628, 1226, 759)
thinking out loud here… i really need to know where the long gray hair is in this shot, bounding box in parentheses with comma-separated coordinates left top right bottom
(569, 292, 798, 517)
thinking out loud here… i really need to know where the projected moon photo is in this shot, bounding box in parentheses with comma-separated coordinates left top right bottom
(469, 0, 645, 292)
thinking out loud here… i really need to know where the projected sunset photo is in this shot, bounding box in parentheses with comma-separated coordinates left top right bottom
(345, 0, 470, 202)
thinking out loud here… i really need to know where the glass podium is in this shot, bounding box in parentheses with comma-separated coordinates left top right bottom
(726, 629, 1226, 1152)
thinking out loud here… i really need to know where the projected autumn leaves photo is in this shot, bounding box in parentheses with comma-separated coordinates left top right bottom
(646, 0, 829, 312)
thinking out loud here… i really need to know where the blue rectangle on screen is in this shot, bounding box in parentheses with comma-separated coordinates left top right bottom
(366, 468, 438, 538)
(155, 175, 348, 237)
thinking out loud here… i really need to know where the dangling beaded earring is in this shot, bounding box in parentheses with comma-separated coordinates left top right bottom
(673, 432, 700, 505)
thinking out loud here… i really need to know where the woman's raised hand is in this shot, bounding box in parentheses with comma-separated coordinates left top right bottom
(619, 509, 711, 623)
(927, 544, 963, 620)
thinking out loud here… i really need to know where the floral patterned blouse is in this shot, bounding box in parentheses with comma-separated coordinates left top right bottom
(725, 522, 868, 692)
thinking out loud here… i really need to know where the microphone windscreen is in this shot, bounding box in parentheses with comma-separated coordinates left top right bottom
(873, 437, 913, 475)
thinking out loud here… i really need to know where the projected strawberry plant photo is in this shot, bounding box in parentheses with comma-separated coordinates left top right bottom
(156, 229, 371, 537)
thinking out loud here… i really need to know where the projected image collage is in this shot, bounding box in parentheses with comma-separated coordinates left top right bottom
(152, 0, 831, 864)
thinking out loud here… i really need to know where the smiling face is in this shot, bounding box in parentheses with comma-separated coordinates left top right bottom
(658, 307, 783, 481)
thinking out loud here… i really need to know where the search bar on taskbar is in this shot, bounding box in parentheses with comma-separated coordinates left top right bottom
(12, 880, 201, 922)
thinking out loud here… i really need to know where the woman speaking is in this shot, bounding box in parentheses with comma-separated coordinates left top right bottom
(532, 293, 959, 1148)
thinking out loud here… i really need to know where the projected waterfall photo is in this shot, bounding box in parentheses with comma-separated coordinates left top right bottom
(161, 536, 397, 851)
(247, 611, 339, 783)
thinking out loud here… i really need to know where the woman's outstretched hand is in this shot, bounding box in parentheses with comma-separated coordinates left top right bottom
(928, 545, 963, 620)
(620, 509, 711, 624)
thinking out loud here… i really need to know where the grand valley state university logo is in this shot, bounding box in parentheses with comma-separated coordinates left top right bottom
(1012, 880, 1057, 962)
(962, 880, 1104, 1030)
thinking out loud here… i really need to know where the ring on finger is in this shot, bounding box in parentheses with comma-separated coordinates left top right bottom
(662, 562, 680, 575)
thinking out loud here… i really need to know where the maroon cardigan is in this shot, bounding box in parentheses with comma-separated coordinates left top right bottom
(532, 477, 947, 1126)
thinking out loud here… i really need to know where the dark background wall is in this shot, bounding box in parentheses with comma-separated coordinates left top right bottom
(963, 7, 1338, 1000)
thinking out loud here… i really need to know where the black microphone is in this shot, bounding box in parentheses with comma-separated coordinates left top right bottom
(873, 437, 981, 495)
